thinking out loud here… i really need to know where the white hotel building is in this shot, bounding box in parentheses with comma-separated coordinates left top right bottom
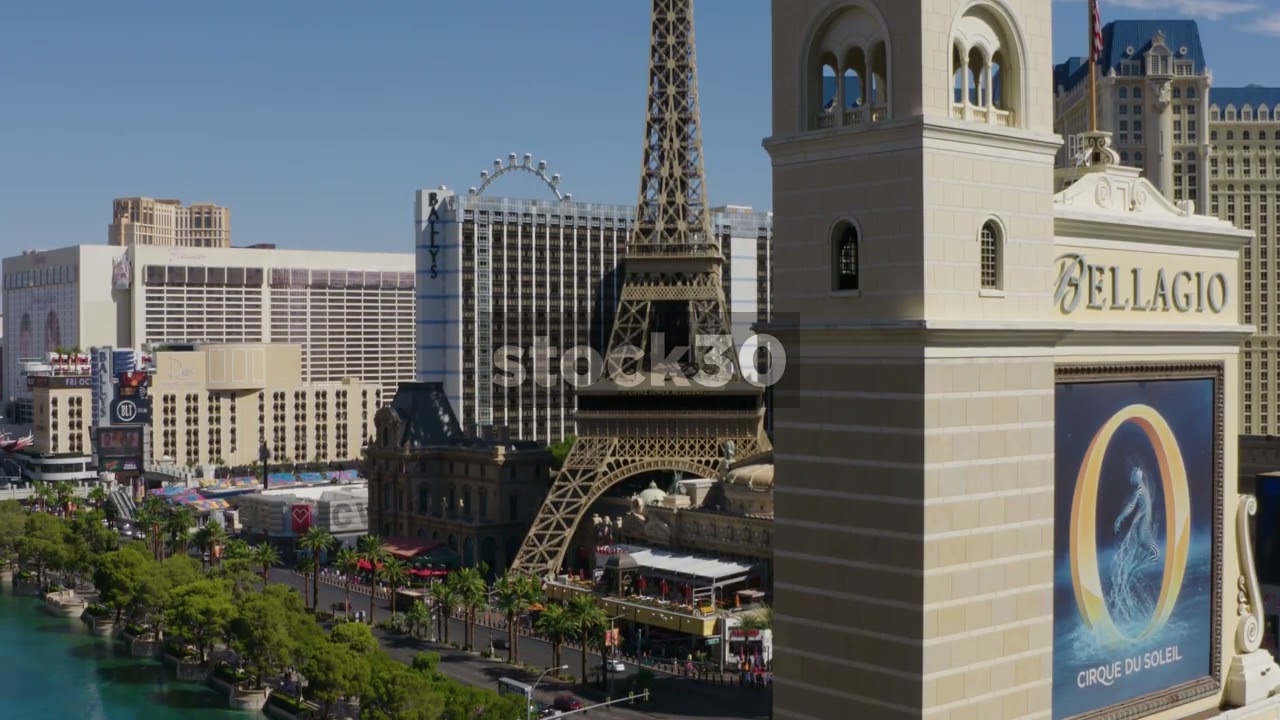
(415, 161, 773, 445)
(2, 244, 415, 421)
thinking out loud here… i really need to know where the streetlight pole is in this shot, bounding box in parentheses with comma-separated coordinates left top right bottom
(528, 665, 568, 720)
(258, 443, 270, 492)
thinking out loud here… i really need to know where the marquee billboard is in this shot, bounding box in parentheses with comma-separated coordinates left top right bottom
(1052, 366, 1222, 720)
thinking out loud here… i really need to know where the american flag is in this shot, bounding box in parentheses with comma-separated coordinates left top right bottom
(1090, 0, 1103, 63)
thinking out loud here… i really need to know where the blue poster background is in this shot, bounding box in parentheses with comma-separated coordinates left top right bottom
(1053, 379, 1214, 720)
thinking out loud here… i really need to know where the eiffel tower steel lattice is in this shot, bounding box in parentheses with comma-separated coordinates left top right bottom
(510, 0, 773, 579)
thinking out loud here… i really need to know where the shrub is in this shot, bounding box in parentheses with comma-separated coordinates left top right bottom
(267, 692, 310, 713)
(85, 604, 111, 618)
(213, 664, 249, 685)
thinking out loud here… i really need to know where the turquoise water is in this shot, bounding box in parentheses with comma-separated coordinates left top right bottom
(0, 587, 263, 720)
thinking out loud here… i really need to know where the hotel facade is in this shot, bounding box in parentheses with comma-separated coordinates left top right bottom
(415, 170, 773, 445)
(2, 243, 415, 421)
(1054, 20, 1280, 437)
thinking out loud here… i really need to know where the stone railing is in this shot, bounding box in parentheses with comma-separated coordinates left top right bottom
(950, 103, 1014, 127)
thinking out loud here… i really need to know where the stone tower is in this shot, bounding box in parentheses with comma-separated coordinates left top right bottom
(764, 1, 1061, 718)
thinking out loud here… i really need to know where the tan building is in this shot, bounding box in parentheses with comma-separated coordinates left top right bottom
(150, 343, 380, 469)
(109, 197, 231, 248)
(364, 382, 552, 575)
(764, 2, 1280, 719)
(29, 380, 91, 459)
(2, 243, 414, 418)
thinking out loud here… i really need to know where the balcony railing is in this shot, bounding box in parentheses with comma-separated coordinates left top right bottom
(813, 105, 889, 131)
(950, 103, 1014, 127)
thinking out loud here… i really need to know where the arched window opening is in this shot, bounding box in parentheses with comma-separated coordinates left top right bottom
(1245, 130, 1252, 141)
(980, 222, 1001, 291)
(1119, 87, 1129, 99)
(821, 59, 838, 112)
(952, 45, 966, 104)
(1135, 151, 1144, 163)
(869, 42, 888, 108)
(1187, 87, 1197, 99)
(1261, 130, 1269, 140)
(843, 47, 867, 109)
(833, 223, 859, 291)
(990, 50, 1006, 108)
(1133, 86, 1142, 100)
(967, 47, 985, 105)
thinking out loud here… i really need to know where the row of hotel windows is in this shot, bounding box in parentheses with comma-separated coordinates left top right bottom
(47, 396, 85, 455)
(832, 221, 1003, 293)
(1212, 106, 1280, 122)
(3, 265, 78, 289)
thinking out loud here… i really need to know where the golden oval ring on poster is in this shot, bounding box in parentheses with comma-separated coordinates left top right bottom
(1068, 403, 1192, 650)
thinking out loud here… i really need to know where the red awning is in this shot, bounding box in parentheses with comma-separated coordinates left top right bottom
(380, 537, 444, 560)
(356, 558, 383, 571)
(408, 568, 448, 578)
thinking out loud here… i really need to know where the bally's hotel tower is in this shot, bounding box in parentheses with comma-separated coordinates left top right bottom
(415, 160, 773, 445)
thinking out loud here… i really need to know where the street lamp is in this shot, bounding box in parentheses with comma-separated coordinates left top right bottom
(528, 665, 568, 720)
(258, 443, 270, 491)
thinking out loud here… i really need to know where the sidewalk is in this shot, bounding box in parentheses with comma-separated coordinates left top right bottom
(274, 570, 771, 720)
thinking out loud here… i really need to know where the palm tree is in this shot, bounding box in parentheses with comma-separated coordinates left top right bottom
(335, 546, 359, 619)
(406, 599, 431, 639)
(298, 527, 335, 610)
(136, 495, 168, 560)
(253, 543, 280, 583)
(191, 523, 228, 570)
(223, 538, 252, 562)
(430, 578, 460, 644)
(32, 481, 53, 514)
(54, 481, 74, 515)
(163, 505, 194, 556)
(379, 557, 409, 617)
(535, 604, 575, 676)
(493, 574, 542, 663)
(567, 594, 607, 686)
(357, 535, 389, 624)
(87, 485, 108, 511)
(450, 567, 488, 650)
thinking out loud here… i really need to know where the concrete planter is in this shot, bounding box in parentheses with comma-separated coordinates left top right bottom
(85, 614, 116, 637)
(130, 636, 162, 659)
(43, 590, 87, 618)
(228, 687, 271, 712)
(177, 661, 209, 683)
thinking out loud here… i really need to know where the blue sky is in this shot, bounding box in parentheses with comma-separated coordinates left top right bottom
(1, 0, 1277, 255)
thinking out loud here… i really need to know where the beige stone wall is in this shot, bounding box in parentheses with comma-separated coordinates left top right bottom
(31, 386, 92, 456)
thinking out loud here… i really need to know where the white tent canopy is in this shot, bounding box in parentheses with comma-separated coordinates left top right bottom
(603, 544, 756, 584)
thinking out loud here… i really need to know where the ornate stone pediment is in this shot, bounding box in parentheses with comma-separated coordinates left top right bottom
(1055, 164, 1193, 220)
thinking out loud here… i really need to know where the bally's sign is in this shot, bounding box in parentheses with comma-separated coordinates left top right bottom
(1054, 253, 1229, 315)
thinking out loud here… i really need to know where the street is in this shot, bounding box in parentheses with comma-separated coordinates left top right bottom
(273, 571, 770, 720)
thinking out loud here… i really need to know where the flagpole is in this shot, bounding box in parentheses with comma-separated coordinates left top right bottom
(1088, 2, 1098, 132)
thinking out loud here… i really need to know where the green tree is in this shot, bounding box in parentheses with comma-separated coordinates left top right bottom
(301, 641, 369, 719)
(429, 578, 459, 644)
(229, 587, 298, 689)
(299, 527, 335, 611)
(411, 651, 440, 674)
(566, 594, 607, 686)
(0, 500, 25, 571)
(93, 544, 152, 623)
(253, 543, 280, 584)
(165, 578, 234, 663)
(17, 512, 68, 587)
(335, 546, 359, 620)
(449, 567, 487, 650)
(330, 620, 379, 656)
(548, 435, 576, 471)
(492, 573, 542, 664)
(535, 603, 575, 676)
(379, 557, 409, 617)
(222, 538, 252, 561)
(362, 650, 444, 720)
(357, 535, 389, 624)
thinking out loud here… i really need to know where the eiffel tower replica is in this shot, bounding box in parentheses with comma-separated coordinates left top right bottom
(511, 0, 772, 579)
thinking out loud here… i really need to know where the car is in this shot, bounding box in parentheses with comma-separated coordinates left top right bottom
(607, 659, 626, 672)
(492, 637, 510, 650)
(552, 695, 583, 712)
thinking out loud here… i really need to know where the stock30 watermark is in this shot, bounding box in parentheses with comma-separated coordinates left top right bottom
(492, 333, 787, 390)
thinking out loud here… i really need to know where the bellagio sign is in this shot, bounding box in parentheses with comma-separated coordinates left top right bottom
(1054, 253, 1230, 315)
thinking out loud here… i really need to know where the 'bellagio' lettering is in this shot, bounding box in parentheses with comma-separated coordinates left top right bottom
(1054, 253, 1228, 315)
